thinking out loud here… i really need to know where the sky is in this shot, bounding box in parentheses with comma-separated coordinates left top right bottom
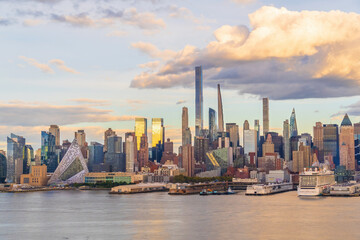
(1, 0, 360, 152)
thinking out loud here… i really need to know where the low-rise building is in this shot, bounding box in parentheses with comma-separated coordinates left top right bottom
(20, 165, 49, 186)
(85, 172, 146, 184)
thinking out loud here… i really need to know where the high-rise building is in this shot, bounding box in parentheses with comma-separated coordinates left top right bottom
(75, 130, 86, 147)
(217, 84, 224, 133)
(292, 150, 304, 173)
(41, 131, 57, 173)
(209, 108, 217, 143)
(195, 66, 203, 137)
(194, 137, 209, 163)
(354, 123, 360, 170)
(135, 118, 147, 150)
(244, 129, 257, 156)
(138, 134, 149, 168)
(262, 98, 269, 136)
(104, 128, 116, 152)
(23, 145, 34, 174)
(267, 132, 284, 157)
(7, 133, 25, 183)
(243, 120, 249, 146)
(290, 108, 298, 137)
(313, 122, 324, 162)
(88, 142, 104, 172)
(0, 152, 6, 183)
(226, 123, 239, 148)
(182, 107, 189, 145)
(262, 134, 275, 156)
(49, 125, 60, 146)
(182, 144, 195, 177)
(105, 135, 124, 172)
(299, 133, 312, 146)
(290, 135, 301, 160)
(339, 114, 355, 170)
(283, 120, 290, 162)
(152, 118, 164, 148)
(323, 124, 339, 166)
(299, 142, 311, 169)
(254, 119, 260, 148)
(126, 135, 136, 173)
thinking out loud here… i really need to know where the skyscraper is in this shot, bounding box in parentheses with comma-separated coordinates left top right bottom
(194, 137, 209, 163)
(262, 98, 269, 136)
(290, 108, 298, 137)
(313, 122, 324, 162)
(7, 133, 25, 183)
(209, 108, 217, 143)
(152, 118, 164, 148)
(135, 118, 147, 150)
(182, 107, 189, 145)
(243, 120, 249, 146)
(182, 144, 195, 177)
(217, 84, 224, 133)
(126, 135, 136, 173)
(283, 120, 290, 162)
(195, 66, 203, 137)
(138, 134, 149, 168)
(323, 124, 339, 166)
(262, 134, 275, 156)
(49, 125, 60, 146)
(23, 145, 34, 174)
(88, 142, 104, 172)
(41, 131, 57, 173)
(244, 129, 257, 156)
(104, 128, 116, 152)
(226, 123, 239, 148)
(75, 130, 86, 147)
(339, 114, 355, 170)
(254, 120, 260, 149)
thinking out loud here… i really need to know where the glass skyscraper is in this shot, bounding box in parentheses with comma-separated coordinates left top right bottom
(195, 66, 203, 137)
(41, 131, 57, 173)
(290, 108, 298, 137)
(209, 108, 217, 142)
(135, 118, 147, 150)
(7, 133, 25, 183)
(323, 124, 339, 166)
(23, 145, 34, 174)
(88, 142, 104, 172)
(152, 118, 164, 148)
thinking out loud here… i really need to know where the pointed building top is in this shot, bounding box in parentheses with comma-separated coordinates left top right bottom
(341, 113, 352, 126)
(292, 108, 295, 113)
(266, 133, 272, 143)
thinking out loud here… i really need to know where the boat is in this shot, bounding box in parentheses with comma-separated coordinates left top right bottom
(297, 167, 335, 197)
(245, 182, 293, 195)
(199, 187, 235, 195)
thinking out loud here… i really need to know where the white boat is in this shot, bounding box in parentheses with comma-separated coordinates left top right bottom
(246, 182, 293, 195)
(297, 167, 335, 197)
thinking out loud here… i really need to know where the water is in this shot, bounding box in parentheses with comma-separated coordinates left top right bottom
(0, 190, 359, 240)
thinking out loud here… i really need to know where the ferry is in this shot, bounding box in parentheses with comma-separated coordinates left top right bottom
(297, 167, 335, 197)
(245, 182, 293, 195)
(200, 187, 235, 195)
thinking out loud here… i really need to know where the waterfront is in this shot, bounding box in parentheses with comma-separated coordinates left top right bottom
(0, 191, 360, 240)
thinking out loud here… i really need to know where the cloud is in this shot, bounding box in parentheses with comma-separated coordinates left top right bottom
(106, 30, 127, 37)
(122, 7, 165, 30)
(20, 56, 79, 74)
(139, 61, 160, 69)
(19, 56, 54, 73)
(0, 18, 14, 26)
(49, 59, 79, 74)
(69, 98, 110, 106)
(51, 13, 97, 27)
(176, 100, 187, 105)
(131, 6, 360, 100)
(0, 101, 138, 126)
(23, 19, 43, 26)
(131, 42, 177, 60)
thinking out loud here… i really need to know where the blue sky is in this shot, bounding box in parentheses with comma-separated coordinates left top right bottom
(1, 0, 360, 151)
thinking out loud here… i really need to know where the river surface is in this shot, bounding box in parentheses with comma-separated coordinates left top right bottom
(0, 190, 359, 240)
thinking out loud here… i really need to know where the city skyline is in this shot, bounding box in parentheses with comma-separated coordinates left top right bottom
(1, 0, 360, 152)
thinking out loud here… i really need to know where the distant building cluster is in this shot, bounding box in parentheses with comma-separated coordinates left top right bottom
(1, 66, 359, 186)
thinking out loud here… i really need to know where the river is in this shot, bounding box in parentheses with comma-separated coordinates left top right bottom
(0, 190, 359, 240)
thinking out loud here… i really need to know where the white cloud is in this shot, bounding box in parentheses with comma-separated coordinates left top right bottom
(19, 56, 54, 73)
(49, 59, 79, 74)
(131, 42, 177, 60)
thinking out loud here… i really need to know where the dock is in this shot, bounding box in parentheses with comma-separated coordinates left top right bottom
(109, 184, 168, 194)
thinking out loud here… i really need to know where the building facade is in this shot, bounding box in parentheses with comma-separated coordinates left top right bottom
(195, 66, 203, 137)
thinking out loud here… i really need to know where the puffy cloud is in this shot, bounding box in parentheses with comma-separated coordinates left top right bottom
(131, 42, 177, 60)
(51, 13, 97, 27)
(131, 6, 360, 100)
(139, 61, 160, 69)
(0, 101, 138, 126)
(122, 7, 165, 29)
(20, 56, 79, 74)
